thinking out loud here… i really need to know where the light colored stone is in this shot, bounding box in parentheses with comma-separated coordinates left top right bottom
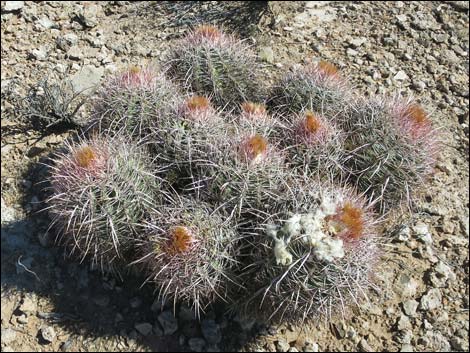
(1, 328, 17, 345)
(394, 70, 409, 81)
(40, 326, 56, 343)
(413, 223, 432, 244)
(402, 299, 419, 317)
(4, 1, 24, 11)
(70, 65, 104, 94)
(420, 288, 442, 311)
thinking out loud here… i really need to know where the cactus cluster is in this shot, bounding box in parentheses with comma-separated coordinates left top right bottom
(45, 25, 438, 323)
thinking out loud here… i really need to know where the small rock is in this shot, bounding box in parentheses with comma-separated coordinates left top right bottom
(397, 314, 412, 331)
(201, 319, 222, 345)
(188, 338, 206, 352)
(346, 48, 358, 56)
(1, 198, 16, 224)
(30, 47, 48, 61)
(397, 274, 419, 297)
(37, 16, 57, 29)
(78, 4, 100, 28)
(432, 33, 448, 44)
(67, 46, 82, 60)
(3, 1, 24, 12)
(56, 33, 79, 51)
(359, 338, 373, 352)
(450, 337, 468, 351)
(397, 226, 411, 241)
(394, 71, 409, 81)
(400, 344, 414, 352)
(41, 326, 56, 343)
(93, 295, 110, 307)
(420, 288, 442, 311)
(129, 297, 142, 309)
(413, 223, 432, 244)
(19, 295, 36, 315)
(135, 322, 153, 336)
(402, 300, 419, 317)
(17, 314, 28, 324)
(289, 347, 299, 352)
(1, 328, 17, 345)
(395, 14, 408, 23)
(304, 342, 319, 352)
(412, 80, 426, 92)
(259, 46, 275, 64)
(276, 338, 291, 352)
(429, 261, 456, 287)
(349, 37, 367, 48)
(157, 310, 178, 336)
(70, 65, 104, 94)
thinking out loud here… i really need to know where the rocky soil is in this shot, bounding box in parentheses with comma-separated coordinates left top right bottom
(1, 1, 469, 352)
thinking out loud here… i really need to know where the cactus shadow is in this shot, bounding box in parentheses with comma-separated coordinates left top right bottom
(133, 1, 270, 38)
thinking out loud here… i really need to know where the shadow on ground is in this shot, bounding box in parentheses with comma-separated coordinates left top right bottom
(130, 1, 270, 38)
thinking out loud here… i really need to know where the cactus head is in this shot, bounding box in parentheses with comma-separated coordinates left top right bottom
(270, 60, 351, 118)
(281, 110, 345, 178)
(341, 96, 439, 212)
(239, 134, 269, 164)
(91, 65, 182, 139)
(234, 179, 380, 324)
(134, 199, 238, 316)
(167, 25, 266, 108)
(47, 135, 159, 274)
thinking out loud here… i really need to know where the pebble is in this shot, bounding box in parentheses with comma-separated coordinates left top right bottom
(56, 33, 79, 51)
(413, 223, 433, 244)
(37, 16, 57, 29)
(400, 344, 414, 352)
(346, 48, 358, 56)
(19, 295, 37, 315)
(276, 338, 291, 352)
(402, 299, 419, 317)
(1, 197, 16, 224)
(394, 70, 409, 81)
(40, 326, 56, 343)
(201, 319, 222, 345)
(135, 322, 153, 336)
(429, 261, 456, 287)
(303, 342, 319, 352)
(129, 297, 142, 309)
(397, 274, 419, 297)
(70, 65, 104, 94)
(420, 288, 442, 311)
(450, 336, 468, 351)
(93, 295, 110, 307)
(30, 47, 48, 61)
(359, 338, 373, 352)
(188, 338, 206, 352)
(349, 37, 367, 48)
(397, 314, 412, 331)
(3, 1, 24, 11)
(157, 310, 178, 336)
(1, 328, 17, 345)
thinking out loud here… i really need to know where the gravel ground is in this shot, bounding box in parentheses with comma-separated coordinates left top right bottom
(1, 1, 469, 352)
